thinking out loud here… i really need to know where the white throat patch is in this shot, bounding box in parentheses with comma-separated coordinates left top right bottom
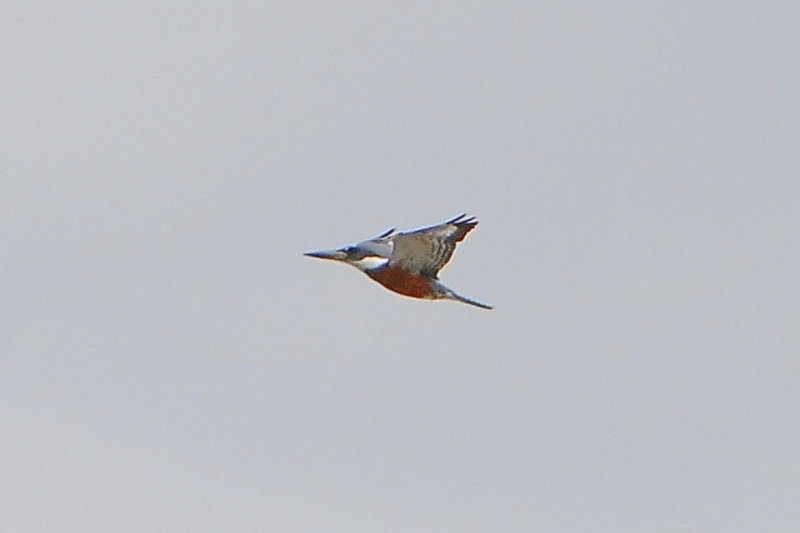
(350, 255, 389, 271)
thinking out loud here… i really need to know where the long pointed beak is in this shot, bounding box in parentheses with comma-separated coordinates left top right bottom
(304, 249, 347, 261)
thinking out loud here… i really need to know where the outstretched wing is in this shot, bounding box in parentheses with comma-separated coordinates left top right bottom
(388, 214, 479, 278)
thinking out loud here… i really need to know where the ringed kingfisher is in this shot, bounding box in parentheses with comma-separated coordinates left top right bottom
(304, 214, 492, 310)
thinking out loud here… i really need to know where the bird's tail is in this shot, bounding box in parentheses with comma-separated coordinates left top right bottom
(440, 285, 493, 310)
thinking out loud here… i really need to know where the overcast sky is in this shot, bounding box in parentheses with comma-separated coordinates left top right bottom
(3, 2, 798, 531)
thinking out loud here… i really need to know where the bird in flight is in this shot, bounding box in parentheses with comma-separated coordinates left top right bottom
(304, 214, 492, 309)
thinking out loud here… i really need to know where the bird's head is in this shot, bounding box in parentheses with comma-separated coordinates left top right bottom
(304, 240, 391, 272)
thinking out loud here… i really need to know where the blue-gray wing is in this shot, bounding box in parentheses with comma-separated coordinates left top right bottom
(387, 214, 478, 278)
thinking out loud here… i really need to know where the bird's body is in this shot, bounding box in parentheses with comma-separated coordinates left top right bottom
(305, 214, 492, 309)
(366, 264, 434, 299)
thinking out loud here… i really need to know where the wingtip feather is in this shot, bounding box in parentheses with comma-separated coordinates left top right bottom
(446, 213, 468, 224)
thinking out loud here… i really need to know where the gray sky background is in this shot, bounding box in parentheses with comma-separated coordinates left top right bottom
(3, 2, 798, 531)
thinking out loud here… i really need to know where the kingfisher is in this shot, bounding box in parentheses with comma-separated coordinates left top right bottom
(305, 214, 492, 310)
